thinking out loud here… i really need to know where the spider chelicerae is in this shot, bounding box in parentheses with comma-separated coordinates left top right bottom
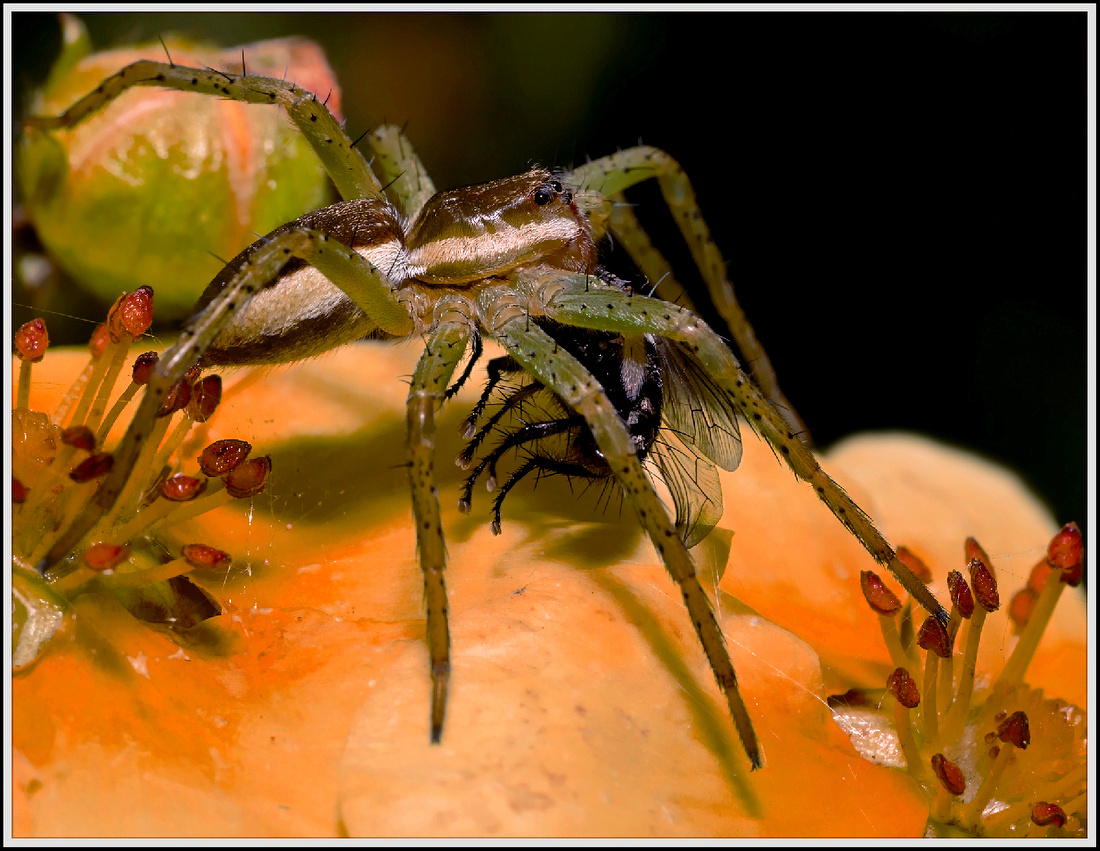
(22, 54, 948, 771)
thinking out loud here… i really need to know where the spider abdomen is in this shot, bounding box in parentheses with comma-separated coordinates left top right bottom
(195, 198, 407, 366)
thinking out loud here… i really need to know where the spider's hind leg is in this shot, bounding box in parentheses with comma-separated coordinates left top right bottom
(24, 55, 436, 219)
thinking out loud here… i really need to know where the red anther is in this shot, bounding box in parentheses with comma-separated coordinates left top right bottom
(183, 361, 204, 385)
(14, 318, 49, 362)
(1008, 587, 1039, 631)
(996, 710, 1031, 749)
(156, 378, 192, 418)
(1026, 557, 1053, 594)
(88, 324, 110, 359)
(896, 545, 934, 582)
(13, 477, 29, 504)
(82, 542, 130, 572)
(1047, 522, 1083, 587)
(946, 569, 975, 618)
(161, 473, 207, 502)
(199, 439, 252, 476)
(931, 753, 966, 795)
(107, 286, 154, 342)
(886, 667, 920, 708)
(61, 425, 96, 453)
(917, 615, 953, 658)
(182, 543, 232, 570)
(967, 557, 1000, 611)
(132, 351, 159, 385)
(860, 570, 902, 615)
(69, 451, 114, 483)
(965, 536, 993, 572)
(224, 455, 271, 498)
(1031, 802, 1067, 828)
(188, 375, 222, 422)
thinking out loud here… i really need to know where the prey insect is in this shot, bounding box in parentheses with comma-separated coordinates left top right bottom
(23, 55, 948, 771)
(457, 306, 736, 551)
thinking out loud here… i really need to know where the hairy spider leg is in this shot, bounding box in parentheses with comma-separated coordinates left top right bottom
(520, 269, 950, 626)
(407, 321, 475, 742)
(25, 59, 379, 202)
(570, 147, 809, 440)
(476, 281, 763, 769)
(366, 124, 437, 219)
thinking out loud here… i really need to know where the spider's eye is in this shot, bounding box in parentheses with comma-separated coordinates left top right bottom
(533, 187, 552, 206)
(549, 179, 563, 193)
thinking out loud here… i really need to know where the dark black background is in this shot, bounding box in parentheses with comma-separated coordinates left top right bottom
(11, 11, 1089, 541)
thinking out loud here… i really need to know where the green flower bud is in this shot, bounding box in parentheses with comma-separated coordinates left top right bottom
(19, 15, 340, 319)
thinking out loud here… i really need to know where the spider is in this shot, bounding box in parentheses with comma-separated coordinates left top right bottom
(23, 56, 948, 771)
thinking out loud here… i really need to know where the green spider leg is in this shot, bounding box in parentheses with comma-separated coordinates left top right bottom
(570, 147, 809, 439)
(473, 280, 763, 769)
(366, 124, 437, 219)
(514, 268, 949, 626)
(407, 320, 475, 741)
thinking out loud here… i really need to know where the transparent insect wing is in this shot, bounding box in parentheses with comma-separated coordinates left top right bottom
(654, 337, 744, 473)
(647, 430, 724, 549)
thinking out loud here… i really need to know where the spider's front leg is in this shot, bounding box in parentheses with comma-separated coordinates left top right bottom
(525, 271, 950, 626)
(570, 146, 809, 440)
(476, 283, 764, 770)
(407, 321, 475, 741)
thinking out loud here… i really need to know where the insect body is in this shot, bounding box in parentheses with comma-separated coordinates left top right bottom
(458, 319, 736, 551)
(24, 56, 948, 771)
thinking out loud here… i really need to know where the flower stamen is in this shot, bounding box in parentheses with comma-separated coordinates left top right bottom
(841, 527, 1086, 836)
(997, 523, 1083, 688)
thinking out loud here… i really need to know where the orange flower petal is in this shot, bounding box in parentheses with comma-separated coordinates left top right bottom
(13, 343, 1082, 836)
